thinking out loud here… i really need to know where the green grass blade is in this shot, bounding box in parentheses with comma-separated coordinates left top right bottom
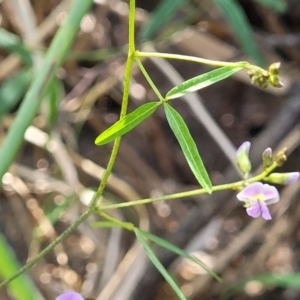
(0, 69, 32, 118)
(45, 195, 74, 224)
(0, 233, 43, 300)
(135, 228, 187, 300)
(139, 0, 186, 42)
(214, 0, 265, 66)
(0, 0, 94, 185)
(164, 103, 212, 193)
(44, 77, 63, 128)
(95, 102, 160, 145)
(139, 229, 221, 281)
(69, 48, 122, 61)
(253, 273, 300, 288)
(226, 273, 300, 298)
(253, 0, 287, 13)
(0, 28, 32, 65)
(166, 67, 242, 100)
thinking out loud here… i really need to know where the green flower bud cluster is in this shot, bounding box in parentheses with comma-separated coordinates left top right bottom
(248, 62, 284, 89)
(261, 147, 299, 184)
(237, 142, 299, 185)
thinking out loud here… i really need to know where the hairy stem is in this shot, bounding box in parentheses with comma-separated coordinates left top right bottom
(0, 0, 137, 289)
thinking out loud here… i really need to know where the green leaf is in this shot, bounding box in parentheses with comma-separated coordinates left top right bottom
(253, 0, 287, 13)
(135, 228, 187, 300)
(166, 67, 242, 100)
(139, 229, 221, 281)
(139, 0, 186, 42)
(164, 103, 212, 193)
(214, 0, 265, 66)
(0, 28, 32, 65)
(0, 233, 43, 300)
(0, 69, 32, 118)
(95, 102, 160, 145)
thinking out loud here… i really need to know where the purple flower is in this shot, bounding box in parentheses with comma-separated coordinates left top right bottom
(237, 182, 279, 220)
(56, 291, 84, 300)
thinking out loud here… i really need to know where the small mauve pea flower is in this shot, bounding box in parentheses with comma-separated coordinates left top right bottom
(56, 291, 84, 300)
(265, 172, 300, 185)
(237, 182, 280, 220)
(236, 141, 252, 175)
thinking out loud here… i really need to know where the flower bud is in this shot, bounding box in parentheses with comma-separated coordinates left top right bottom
(267, 62, 284, 88)
(275, 148, 287, 166)
(248, 69, 269, 89)
(262, 147, 273, 169)
(269, 62, 281, 76)
(236, 141, 252, 174)
(264, 172, 300, 185)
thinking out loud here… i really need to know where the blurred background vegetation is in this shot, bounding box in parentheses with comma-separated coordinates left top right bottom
(0, 0, 300, 299)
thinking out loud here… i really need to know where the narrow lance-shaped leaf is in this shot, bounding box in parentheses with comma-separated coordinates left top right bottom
(164, 103, 212, 193)
(166, 66, 242, 100)
(139, 229, 221, 281)
(95, 102, 160, 145)
(134, 228, 187, 300)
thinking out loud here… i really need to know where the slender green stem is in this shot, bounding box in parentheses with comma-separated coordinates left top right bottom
(98, 211, 134, 231)
(136, 50, 258, 70)
(90, 52, 134, 210)
(128, 0, 136, 54)
(83, 0, 137, 211)
(0, 27, 131, 297)
(98, 182, 238, 210)
(99, 162, 279, 210)
(0, 209, 90, 289)
(0, 0, 137, 290)
(134, 57, 164, 102)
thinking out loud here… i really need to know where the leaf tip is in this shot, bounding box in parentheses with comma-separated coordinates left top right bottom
(94, 136, 104, 146)
(205, 186, 213, 195)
